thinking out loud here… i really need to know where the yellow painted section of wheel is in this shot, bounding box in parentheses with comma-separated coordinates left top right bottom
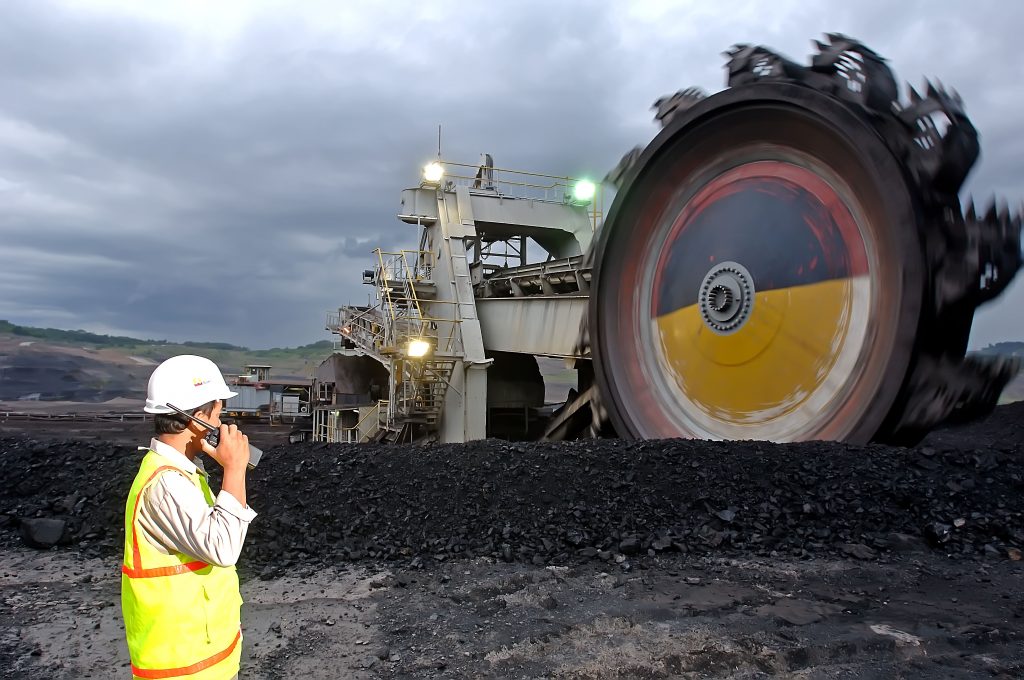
(654, 277, 861, 424)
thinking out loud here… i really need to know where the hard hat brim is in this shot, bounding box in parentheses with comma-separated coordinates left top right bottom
(143, 388, 238, 414)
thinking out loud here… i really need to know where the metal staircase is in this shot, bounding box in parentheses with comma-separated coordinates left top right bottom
(327, 249, 463, 438)
(391, 357, 457, 426)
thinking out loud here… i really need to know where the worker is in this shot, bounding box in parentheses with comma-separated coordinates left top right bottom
(121, 354, 256, 680)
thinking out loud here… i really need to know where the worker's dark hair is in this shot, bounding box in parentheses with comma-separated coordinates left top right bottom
(154, 400, 219, 435)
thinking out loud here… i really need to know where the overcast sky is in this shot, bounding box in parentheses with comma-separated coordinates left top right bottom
(1, 0, 1021, 349)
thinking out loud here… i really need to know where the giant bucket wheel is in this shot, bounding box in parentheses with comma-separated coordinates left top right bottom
(590, 35, 1022, 444)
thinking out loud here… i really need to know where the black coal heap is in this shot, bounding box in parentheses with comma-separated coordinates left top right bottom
(1, 402, 1021, 578)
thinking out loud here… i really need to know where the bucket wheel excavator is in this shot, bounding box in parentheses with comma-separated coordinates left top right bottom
(588, 34, 1021, 445)
(326, 34, 1021, 445)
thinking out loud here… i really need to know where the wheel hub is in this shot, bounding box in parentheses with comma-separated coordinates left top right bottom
(698, 262, 754, 334)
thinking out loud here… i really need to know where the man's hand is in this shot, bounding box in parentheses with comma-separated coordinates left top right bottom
(200, 423, 251, 507)
(200, 423, 250, 473)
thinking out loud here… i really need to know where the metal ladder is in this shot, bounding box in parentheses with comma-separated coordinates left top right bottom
(330, 249, 462, 434)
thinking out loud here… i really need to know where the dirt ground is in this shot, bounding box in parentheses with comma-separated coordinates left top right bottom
(3, 544, 1022, 678)
(2, 412, 1023, 678)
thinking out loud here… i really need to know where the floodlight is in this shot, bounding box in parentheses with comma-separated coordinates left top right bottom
(407, 339, 430, 357)
(423, 162, 445, 184)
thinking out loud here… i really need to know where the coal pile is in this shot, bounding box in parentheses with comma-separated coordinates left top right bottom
(0, 437, 141, 555)
(0, 402, 1022, 577)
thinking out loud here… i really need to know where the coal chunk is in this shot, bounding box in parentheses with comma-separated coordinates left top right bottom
(618, 538, 640, 555)
(19, 518, 66, 549)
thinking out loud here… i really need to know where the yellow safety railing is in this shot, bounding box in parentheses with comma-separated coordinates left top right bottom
(314, 409, 353, 443)
(365, 248, 464, 357)
(375, 248, 431, 323)
(337, 400, 387, 442)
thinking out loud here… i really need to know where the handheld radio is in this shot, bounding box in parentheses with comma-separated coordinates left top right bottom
(166, 404, 264, 469)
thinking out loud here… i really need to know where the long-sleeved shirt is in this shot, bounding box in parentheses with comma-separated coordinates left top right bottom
(134, 438, 257, 568)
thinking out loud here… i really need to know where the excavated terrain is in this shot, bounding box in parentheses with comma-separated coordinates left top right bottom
(0, 403, 1022, 678)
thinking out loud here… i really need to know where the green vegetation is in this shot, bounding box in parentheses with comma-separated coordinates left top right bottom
(0, 320, 334, 377)
(0, 319, 165, 348)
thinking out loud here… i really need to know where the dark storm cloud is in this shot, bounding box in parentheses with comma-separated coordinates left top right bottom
(0, 0, 1022, 348)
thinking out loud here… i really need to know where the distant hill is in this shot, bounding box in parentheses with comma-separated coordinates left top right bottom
(1, 319, 1019, 406)
(0, 320, 330, 358)
(973, 341, 1024, 358)
(973, 344, 1024, 404)
(0, 320, 334, 402)
(969, 343, 1024, 404)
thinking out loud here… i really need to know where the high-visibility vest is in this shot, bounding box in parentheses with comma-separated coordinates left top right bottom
(121, 450, 243, 680)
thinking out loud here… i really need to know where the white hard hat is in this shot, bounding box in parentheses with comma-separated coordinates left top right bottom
(144, 354, 238, 414)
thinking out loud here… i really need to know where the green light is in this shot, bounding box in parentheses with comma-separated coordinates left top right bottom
(573, 180, 596, 203)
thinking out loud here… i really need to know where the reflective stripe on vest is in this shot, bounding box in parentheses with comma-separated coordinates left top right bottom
(122, 451, 243, 680)
(123, 465, 210, 578)
(131, 631, 241, 679)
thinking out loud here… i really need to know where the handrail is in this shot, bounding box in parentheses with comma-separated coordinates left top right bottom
(437, 159, 580, 184)
(351, 247, 466, 359)
(1, 411, 152, 422)
(353, 402, 381, 432)
(335, 400, 384, 443)
(401, 250, 426, 322)
(435, 159, 604, 231)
